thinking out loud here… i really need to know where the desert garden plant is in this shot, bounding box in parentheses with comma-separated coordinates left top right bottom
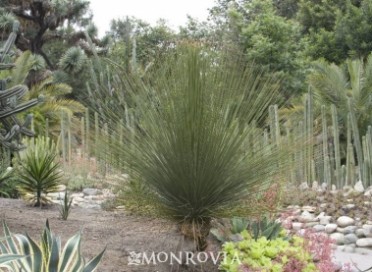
(220, 229, 338, 272)
(0, 220, 105, 271)
(59, 189, 73, 220)
(93, 46, 300, 251)
(17, 136, 62, 206)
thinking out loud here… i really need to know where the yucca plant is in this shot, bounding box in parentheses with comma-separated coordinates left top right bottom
(17, 136, 62, 207)
(0, 220, 105, 271)
(94, 46, 299, 251)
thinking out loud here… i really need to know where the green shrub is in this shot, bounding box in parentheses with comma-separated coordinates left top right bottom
(0, 220, 105, 272)
(17, 137, 62, 206)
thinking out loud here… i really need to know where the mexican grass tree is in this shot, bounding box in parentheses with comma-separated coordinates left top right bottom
(94, 47, 301, 250)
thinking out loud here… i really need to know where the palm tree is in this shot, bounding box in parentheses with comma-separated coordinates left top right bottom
(95, 46, 297, 251)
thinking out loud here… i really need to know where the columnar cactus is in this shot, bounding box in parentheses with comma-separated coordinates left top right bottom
(0, 21, 39, 151)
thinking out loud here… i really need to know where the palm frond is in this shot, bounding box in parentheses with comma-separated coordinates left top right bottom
(8, 51, 33, 87)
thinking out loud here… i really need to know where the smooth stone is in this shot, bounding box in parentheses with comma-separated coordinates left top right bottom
(71, 193, 84, 198)
(299, 182, 309, 191)
(330, 233, 345, 245)
(337, 226, 358, 234)
(337, 216, 355, 227)
(299, 211, 317, 223)
(343, 204, 356, 210)
(47, 192, 64, 200)
(364, 186, 372, 197)
(312, 181, 319, 190)
(362, 225, 372, 238)
(320, 203, 328, 209)
(316, 212, 326, 218)
(313, 224, 325, 232)
(356, 228, 366, 238)
(325, 224, 338, 234)
(292, 222, 303, 231)
(344, 233, 358, 244)
(72, 196, 85, 202)
(305, 222, 319, 228)
(356, 238, 372, 247)
(82, 188, 99, 196)
(354, 180, 364, 193)
(302, 206, 316, 213)
(319, 216, 332, 225)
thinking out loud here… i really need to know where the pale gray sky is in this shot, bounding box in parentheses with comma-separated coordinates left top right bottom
(88, 0, 216, 36)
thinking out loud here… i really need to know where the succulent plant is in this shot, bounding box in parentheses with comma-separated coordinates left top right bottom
(0, 21, 39, 152)
(0, 220, 105, 271)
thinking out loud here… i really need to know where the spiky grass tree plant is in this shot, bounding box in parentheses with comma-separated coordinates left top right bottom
(96, 47, 298, 250)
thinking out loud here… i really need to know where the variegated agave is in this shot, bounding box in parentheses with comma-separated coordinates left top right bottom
(0, 220, 105, 271)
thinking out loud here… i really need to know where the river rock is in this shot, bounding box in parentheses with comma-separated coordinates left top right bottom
(356, 238, 372, 247)
(344, 233, 358, 244)
(299, 182, 309, 191)
(319, 216, 332, 225)
(313, 224, 325, 232)
(312, 181, 319, 190)
(82, 188, 99, 196)
(356, 228, 366, 238)
(330, 233, 345, 245)
(343, 226, 357, 234)
(299, 211, 317, 223)
(354, 180, 364, 193)
(362, 225, 372, 238)
(325, 224, 338, 234)
(337, 216, 355, 227)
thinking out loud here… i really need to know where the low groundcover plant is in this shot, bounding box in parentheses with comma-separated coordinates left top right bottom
(219, 228, 342, 272)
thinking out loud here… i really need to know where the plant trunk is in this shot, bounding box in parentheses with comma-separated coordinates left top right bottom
(179, 219, 211, 252)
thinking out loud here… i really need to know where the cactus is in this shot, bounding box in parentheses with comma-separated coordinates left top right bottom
(85, 108, 89, 157)
(321, 105, 332, 187)
(331, 104, 341, 188)
(346, 113, 355, 185)
(348, 99, 363, 183)
(60, 111, 66, 163)
(0, 21, 39, 152)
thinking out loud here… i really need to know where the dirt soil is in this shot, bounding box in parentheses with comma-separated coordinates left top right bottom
(0, 198, 220, 272)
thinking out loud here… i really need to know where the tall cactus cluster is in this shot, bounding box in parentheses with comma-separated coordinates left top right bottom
(0, 21, 39, 152)
(268, 92, 372, 189)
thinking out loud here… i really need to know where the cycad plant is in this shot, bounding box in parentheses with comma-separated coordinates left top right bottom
(96, 47, 298, 250)
(17, 136, 62, 207)
(0, 220, 105, 271)
(308, 54, 372, 136)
